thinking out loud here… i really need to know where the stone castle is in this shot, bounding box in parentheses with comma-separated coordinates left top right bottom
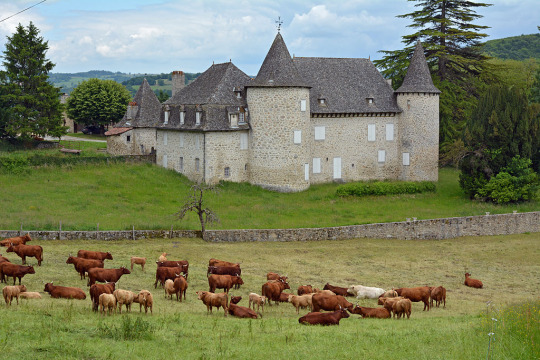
(106, 33, 440, 192)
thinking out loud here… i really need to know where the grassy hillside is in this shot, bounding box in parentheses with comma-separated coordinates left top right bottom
(0, 234, 538, 359)
(49, 70, 140, 94)
(483, 33, 540, 60)
(0, 155, 538, 231)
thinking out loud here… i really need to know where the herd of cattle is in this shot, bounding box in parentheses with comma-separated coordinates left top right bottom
(0, 234, 485, 325)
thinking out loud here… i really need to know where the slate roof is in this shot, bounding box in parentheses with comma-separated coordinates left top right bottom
(115, 78, 162, 128)
(293, 57, 401, 114)
(248, 33, 309, 88)
(160, 62, 251, 131)
(396, 41, 440, 94)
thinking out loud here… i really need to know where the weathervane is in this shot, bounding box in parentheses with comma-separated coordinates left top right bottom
(275, 16, 283, 33)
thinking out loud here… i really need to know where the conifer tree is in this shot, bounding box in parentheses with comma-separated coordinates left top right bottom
(0, 22, 65, 139)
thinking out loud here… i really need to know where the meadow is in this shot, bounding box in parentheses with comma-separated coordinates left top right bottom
(0, 233, 538, 359)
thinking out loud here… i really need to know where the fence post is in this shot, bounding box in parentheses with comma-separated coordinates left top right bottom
(19, 224, 22, 236)
(132, 225, 135, 240)
(59, 221, 62, 240)
(97, 223, 99, 240)
(170, 225, 173, 239)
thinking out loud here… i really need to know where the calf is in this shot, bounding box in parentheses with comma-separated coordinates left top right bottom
(0, 234, 31, 247)
(311, 293, 354, 312)
(299, 308, 350, 326)
(2, 285, 27, 305)
(164, 279, 175, 299)
(87, 267, 130, 287)
(378, 290, 399, 305)
(228, 303, 258, 319)
(134, 290, 153, 314)
(464, 273, 483, 289)
(90, 282, 116, 312)
(0, 263, 35, 285)
(99, 293, 117, 315)
(208, 274, 244, 294)
(158, 252, 167, 262)
(66, 256, 104, 280)
(347, 285, 385, 299)
(19, 292, 41, 299)
(230, 296, 242, 304)
(248, 293, 267, 312)
(77, 250, 113, 261)
(113, 289, 136, 313)
(288, 294, 313, 314)
(196, 291, 228, 316)
(130, 257, 146, 271)
(6, 243, 43, 266)
(381, 296, 405, 317)
(44, 283, 86, 300)
(297, 285, 313, 295)
(350, 305, 391, 319)
(430, 286, 447, 308)
(323, 283, 352, 297)
(173, 275, 188, 302)
(395, 287, 430, 311)
(392, 298, 412, 319)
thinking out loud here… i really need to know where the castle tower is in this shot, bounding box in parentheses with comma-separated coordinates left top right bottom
(395, 41, 440, 181)
(246, 33, 312, 192)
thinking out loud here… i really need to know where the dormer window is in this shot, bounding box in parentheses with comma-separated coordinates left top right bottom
(180, 110, 185, 125)
(196, 111, 201, 125)
(367, 97, 374, 104)
(163, 105, 170, 125)
(318, 98, 327, 106)
(230, 114, 238, 128)
(233, 87, 242, 99)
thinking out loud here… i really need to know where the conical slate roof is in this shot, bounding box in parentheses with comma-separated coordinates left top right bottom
(115, 78, 162, 127)
(396, 41, 440, 94)
(248, 33, 309, 88)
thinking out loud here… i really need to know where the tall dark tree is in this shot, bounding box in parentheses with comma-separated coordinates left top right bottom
(374, 0, 493, 161)
(0, 22, 65, 139)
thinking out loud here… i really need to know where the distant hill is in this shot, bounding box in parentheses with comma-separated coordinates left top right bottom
(483, 33, 540, 61)
(122, 72, 202, 97)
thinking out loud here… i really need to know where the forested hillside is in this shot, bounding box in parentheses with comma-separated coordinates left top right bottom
(483, 33, 540, 60)
(48, 70, 140, 94)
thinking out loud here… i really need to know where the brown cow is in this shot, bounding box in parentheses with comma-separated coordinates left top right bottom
(207, 265, 241, 277)
(0, 254, 10, 263)
(66, 256, 104, 280)
(230, 296, 242, 304)
(154, 266, 183, 288)
(395, 287, 431, 311)
(3, 285, 27, 305)
(196, 291, 228, 316)
(44, 283, 86, 300)
(6, 243, 43, 266)
(311, 293, 354, 312)
(90, 282, 116, 312)
(350, 305, 391, 319)
(133, 290, 153, 314)
(392, 298, 412, 319)
(156, 261, 189, 279)
(262, 279, 290, 305)
(0, 234, 31, 247)
(87, 267, 130, 286)
(130, 257, 146, 271)
(173, 274, 188, 302)
(266, 272, 287, 281)
(380, 296, 405, 317)
(77, 250, 113, 261)
(297, 285, 314, 295)
(0, 263, 35, 285)
(208, 258, 240, 268)
(323, 283, 353, 297)
(430, 286, 447, 308)
(208, 274, 244, 293)
(464, 273, 483, 289)
(228, 303, 258, 319)
(278, 292, 293, 303)
(299, 308, 350, 326)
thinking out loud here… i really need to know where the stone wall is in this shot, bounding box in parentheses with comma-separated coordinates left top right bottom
(157, 130, 204, 183)
(205, 131, 249, 184)
(2, 212, 537, 242)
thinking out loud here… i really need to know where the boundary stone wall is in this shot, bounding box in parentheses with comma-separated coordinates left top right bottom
(0, 212, 538, 242)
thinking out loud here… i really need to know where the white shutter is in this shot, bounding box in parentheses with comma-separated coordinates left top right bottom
(333, 157, 341, 179)
(294, 130, 302, 144)
(164, 111, 169, 124)
(304, 163, 309, 181)
(386, 123, 394, 141)
(313, 158, 321, 173)
(163, 133, 168, 146)
(163, 154, 168, 168)
(195, 136, 200, 150)
(403, 152, 410, 166)
(314, 126, 325, 140)
(240, 133, 248, 150)
(368, 124, 376, 141)
(300, 99, 307, 111)
(378, 150, 386, 163)
(179, 133, 184, 148)
(196, 112, 201, 125)
(180, 111, 185, 124)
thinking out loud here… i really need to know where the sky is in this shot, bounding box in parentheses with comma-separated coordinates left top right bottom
(0, 0, 538, 75)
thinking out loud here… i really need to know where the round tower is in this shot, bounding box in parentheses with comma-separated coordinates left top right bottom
(395, 41, 440, 182)
(246, 33, 311, 192)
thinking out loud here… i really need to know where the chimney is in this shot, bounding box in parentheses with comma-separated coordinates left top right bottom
(172, 70, 185, 97)
(127, 101, 138, 120)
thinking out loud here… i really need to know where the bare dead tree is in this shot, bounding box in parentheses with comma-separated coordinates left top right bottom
(175, 183, 220, 236)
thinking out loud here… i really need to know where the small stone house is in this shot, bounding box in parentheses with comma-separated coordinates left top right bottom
(107, 34, 440, 192)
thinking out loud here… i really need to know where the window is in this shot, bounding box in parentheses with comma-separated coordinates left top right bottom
(126, 135, 131, 143)
(164, 110, 169, 124)
(195, 158, 200, 172)
(294, 130, 302, 144)
(180, 111, 185, 125)
(163, 154, 168, 168)
(368, 124, 376, 142)
(314, 126, 325, 140)
(179, 157, 184, 171)
(239, 112, 245, 124)
(179, 133, 184, 148)
(224, 167, 230, 177)
(403, 152, 410, 166)
(313, 158, 321, 173)
(300, 99, 307, 112)
(196, 111, 201, 125)
(386, 123, 394, 141)
(163, 133, 168, 146)
(240, 133, 248, 150)
(230, 114, 238, 128)
(318, 98, 326, 105)
(367, 97, 374, 104)
(378, 150, 386, 163)
(195, 136, 200, 150)
(304, 163, 309, 181)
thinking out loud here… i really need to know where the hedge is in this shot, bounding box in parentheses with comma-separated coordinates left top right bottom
(336, 181, 436, 197)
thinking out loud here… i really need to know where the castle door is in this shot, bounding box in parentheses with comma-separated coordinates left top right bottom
(333, 157, 341, 179)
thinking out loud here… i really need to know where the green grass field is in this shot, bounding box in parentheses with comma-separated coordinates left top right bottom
(0, 161, 538, 231)
(0, 234, 538, 359)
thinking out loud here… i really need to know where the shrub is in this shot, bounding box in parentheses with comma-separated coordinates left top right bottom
(336, 181, 436, 197)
